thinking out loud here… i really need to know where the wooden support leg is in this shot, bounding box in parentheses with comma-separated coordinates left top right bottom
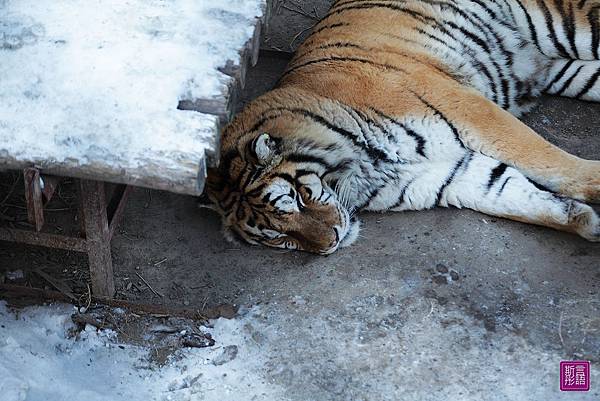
(107, 185, 132, 240)
(23, 168, 44, 232)
(79, 179, 115, 298)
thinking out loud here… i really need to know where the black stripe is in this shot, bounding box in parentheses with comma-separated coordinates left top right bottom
(527, 177, 554, 193)
(357, 186, 383, 211)
(286, 153, 335, 171)
(495, 0, 518, 22)
(283, 55, 408, 79)
(240, 169, 258, 192)
(269, 193, 290, 206)
(246, 183, 268, 198)
(589, 6, 600, 59)
(415, 27, 459, 52)
(369, 108, 428, 158)
(536, 0, 571, 57)
(411, 91, 465, 147)
(575, 69, 600, 98)
(308, 22, 348, 38)
(564, 1, 581, 58)
(543, 60, 575, 92)
(578, 0, 590, 9)
(487, 163, 508, 190)
(462, 52, 500, 103)
(295, 42, 366, 60)
(390, 179, 415, 209)
(497, 176, 513, 196)
(315, 42, 364, 51)
(466, 0, 513, 28)
(357, 172, 398, 211)
(553, 65, 585, 95)
(299, 22, 352, 51)
(435, 154, 471, 205)
(513, 0, 545, 54)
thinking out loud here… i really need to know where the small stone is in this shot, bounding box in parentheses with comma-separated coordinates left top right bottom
(435, 264, 449, 274)
(180, 332, 214, 348)
(6, 269, 24, 281)
(449, 270, 460, 281)
(212, 345, 238, 366)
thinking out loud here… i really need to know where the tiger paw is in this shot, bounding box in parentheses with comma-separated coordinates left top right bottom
(570, 201, 600, 242)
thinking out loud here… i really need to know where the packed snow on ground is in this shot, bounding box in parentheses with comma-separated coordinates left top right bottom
(0, 0, 264, 176)
(0, 301, 285, 401)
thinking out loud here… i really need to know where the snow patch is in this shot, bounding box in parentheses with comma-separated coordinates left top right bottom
(0, 302, 285, 401)
(0, 0, 264, 188)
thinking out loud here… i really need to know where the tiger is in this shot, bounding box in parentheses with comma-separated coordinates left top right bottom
(206, 0, 600, 254)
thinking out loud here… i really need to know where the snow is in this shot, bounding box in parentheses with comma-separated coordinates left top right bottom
(0, 301, 285, 401)
(0, 0, 265, 194)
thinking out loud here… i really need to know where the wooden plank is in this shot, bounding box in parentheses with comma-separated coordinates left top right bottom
(41, 174, 61, 204)
(23, 168, 45, 232)
(0, 1, 270, 196)
(0, 228, 87, 252)
(79, 180, 115, 298)
(0, 284, 239, 321)
(1, 154, 208, 196)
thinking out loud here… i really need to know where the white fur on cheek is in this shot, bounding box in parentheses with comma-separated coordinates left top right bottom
(339, 219, 360, 248)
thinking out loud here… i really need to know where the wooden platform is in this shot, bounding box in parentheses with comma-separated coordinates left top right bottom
(0, 0, 270, 196)
(0, 1, 271, 299)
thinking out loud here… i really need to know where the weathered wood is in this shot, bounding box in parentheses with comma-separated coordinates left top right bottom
(41, 174, 60, 203)
(0, 1, 270, 196)
(23, 168, 45, 232)
(107, 185, 132, 240)
(79, 180, 115, 298)
(1, 154, 208, 196)
(0, 228, 87, 252)
(0, 283, 239, 321)
(182, 7, 270, 170)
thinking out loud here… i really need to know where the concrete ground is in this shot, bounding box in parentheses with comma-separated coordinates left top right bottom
(1, 1, 599, 400)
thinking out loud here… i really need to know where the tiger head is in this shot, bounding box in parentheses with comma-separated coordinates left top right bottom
(206, 132, 360, 254)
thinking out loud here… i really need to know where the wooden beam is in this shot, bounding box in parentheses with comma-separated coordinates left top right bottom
(0, 284, 238, 321)
(41, 174, 61, 204)
(23, 168, 45, 232)
(79, 180, 115, 298)
(0, 228, 87, 252)
(106, 185, 132, 240)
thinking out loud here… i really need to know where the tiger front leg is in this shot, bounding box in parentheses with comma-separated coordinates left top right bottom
(424, 84, 600, 203)
(439, 152, 600, 242)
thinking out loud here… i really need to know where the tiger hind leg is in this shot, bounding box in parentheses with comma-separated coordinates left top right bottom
(544, 59, 600, 101)
(439, 152, 600, 242)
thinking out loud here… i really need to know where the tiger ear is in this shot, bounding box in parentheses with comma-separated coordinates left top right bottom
(250, 133, 280, 165)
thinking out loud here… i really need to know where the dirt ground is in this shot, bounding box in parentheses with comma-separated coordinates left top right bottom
(1, 1, 599, 400)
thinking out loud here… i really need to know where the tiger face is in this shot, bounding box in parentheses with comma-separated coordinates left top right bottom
(207, 133, 360, 254)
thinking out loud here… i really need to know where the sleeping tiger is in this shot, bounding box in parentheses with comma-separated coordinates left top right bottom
(206, 0, 600, 254)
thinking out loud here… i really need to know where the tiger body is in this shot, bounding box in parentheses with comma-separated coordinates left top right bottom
(208, 0, 600, 254)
